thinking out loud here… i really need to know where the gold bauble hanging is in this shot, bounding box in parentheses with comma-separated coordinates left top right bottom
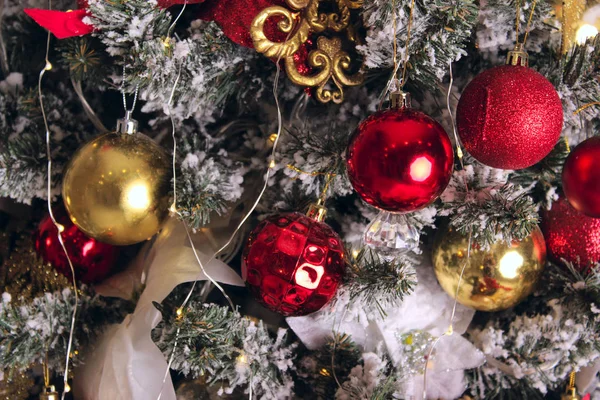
(62, 118, 170, 246)
(432, 226, 547, 312)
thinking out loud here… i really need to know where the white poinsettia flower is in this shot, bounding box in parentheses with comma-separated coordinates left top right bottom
(288, 256, 485, 399)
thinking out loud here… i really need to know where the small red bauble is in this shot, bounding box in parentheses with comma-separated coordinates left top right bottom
(562, 136, 600, 218)
(242, 212, 346, 316)
(35, 208, 120, 284)
(540, 196, 600, 269)
(346, 108, 454, 213)
(456, 65, 563, 170)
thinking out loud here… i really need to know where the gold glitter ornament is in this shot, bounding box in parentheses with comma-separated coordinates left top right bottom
(0, 233, 70, 305)
(432, 226, 547, 312)
(62, 115, 171, 245)
(0, 370, 33, 400)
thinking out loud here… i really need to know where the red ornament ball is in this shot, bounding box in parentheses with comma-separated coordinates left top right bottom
(540, 196, 600, 269)
(456, 65, 563, 170)
(346, 108, 454, 213)
(242, 212, 346, 316)
(562, 136, 600, 218)
(35, 208, 119, 284)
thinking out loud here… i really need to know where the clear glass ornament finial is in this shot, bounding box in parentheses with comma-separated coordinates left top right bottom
(363, 211, 420, 260)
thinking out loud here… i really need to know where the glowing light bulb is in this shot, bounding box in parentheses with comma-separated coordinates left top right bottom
(576, 24, 598, 45)
(498, 251, 524, 279)
(124, 182, 151, 211)
(410, 156, 432, 182)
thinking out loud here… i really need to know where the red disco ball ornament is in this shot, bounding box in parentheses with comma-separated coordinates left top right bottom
(242, 212, 346, 316)
(456, 65, 563, 170)
(346, 107, 454, 213)
(35, 208, 120, 284)
(562, 136, 600, 218)
(540, 196, 600, 269)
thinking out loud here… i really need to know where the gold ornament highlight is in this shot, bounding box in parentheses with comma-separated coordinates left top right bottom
(62, 117, 171, 245)
(432, 226, 547, 312)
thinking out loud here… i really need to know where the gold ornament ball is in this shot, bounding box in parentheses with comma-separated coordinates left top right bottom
(432, 226, 547, 312)
(62, 131, 171, 246)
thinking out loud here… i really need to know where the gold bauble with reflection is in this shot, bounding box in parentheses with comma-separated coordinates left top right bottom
(62, 130, 170, 245)
(432, 226, 547, 312)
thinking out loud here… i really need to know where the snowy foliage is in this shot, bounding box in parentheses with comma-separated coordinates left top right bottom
(153, 302, 297, 399)
(0, 287, 130, 373)
(440, 161, 539, 248)
(359, 0, 478, 91)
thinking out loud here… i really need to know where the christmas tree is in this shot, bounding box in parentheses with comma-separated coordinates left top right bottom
(1, 0, 599, 399)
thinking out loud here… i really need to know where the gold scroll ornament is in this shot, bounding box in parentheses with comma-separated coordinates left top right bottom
(250, 0, 364, 103)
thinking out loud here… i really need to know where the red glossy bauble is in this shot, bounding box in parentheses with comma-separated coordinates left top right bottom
(456, 65, 563, 170)
(562, 136, 600, 218)
(35, 208, 120, 284)
(540, 196, 600, 269)
(346, 108, 454, 213)
(242, 212, 346, 316)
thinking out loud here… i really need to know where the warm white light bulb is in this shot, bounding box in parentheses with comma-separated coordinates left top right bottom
(576, 24, 598, 45)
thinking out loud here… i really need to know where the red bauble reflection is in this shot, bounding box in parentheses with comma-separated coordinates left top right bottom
(456, 65, 563, 170)
(242, 213, 346, 316)
(540, 196, 600, 269)
(35, 208, 119, 284)
(562, 136, 600, 218)
(346, 108, 454, 213)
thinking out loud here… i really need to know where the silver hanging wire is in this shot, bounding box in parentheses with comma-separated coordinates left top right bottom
(156, 22, 295, 400)
(421, 228, 473, 399)
(121, 65, 140, 116)
(446, 61, 464, 169)
(37, 1, 79, 398)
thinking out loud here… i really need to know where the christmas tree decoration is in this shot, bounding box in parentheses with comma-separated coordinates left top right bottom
(249, 0, 364, 103)
(346, 91, 454, 213)
(24, 9, 93, 39)
(541, 196, 600, 268)
(562, 136, 600, 217)
(35, 207, 120, 284)
(432, 225, 547, 312)
(242, 204, 346, 316)
(456, 47, 563, 170)
(0, 233, 71, 305)
(561, 371, 582, 400)
(62, 114, 171, 246)
(0, 369, 33, 400)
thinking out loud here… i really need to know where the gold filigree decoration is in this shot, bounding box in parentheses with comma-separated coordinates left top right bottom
(250, 0, 364, 103)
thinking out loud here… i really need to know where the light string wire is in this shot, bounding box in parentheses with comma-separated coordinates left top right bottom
(421, 228, 473, 399)
(155, 11, 293, 400)
(446, 61, 464, 168)
(38, 1, 79, 397)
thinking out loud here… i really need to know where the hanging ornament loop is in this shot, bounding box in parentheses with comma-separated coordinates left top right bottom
(507, 0, 538, 66)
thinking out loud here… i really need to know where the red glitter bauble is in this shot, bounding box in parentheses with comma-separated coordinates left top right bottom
(35, 208, 119, 284)
(242, 212, 346, 316)
(456, 65, 563, 170)
(198, 0, 283, 47)
(540, 196, 600, 269)
(346, 108, 454, 213)
(562, 136, 600, 218)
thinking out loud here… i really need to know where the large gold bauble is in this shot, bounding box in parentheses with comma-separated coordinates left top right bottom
(432, 226, 547, 312)
(62, 131, 170, 246)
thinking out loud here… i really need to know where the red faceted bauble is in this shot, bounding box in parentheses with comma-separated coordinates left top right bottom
(242, 213, 346, 316)
(456, 65, 563, 170)
(540, 196, 600, 269)
(35, 208, 119, 284)
(346, 108, 454, 213)
(562, 136, 600, 218)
